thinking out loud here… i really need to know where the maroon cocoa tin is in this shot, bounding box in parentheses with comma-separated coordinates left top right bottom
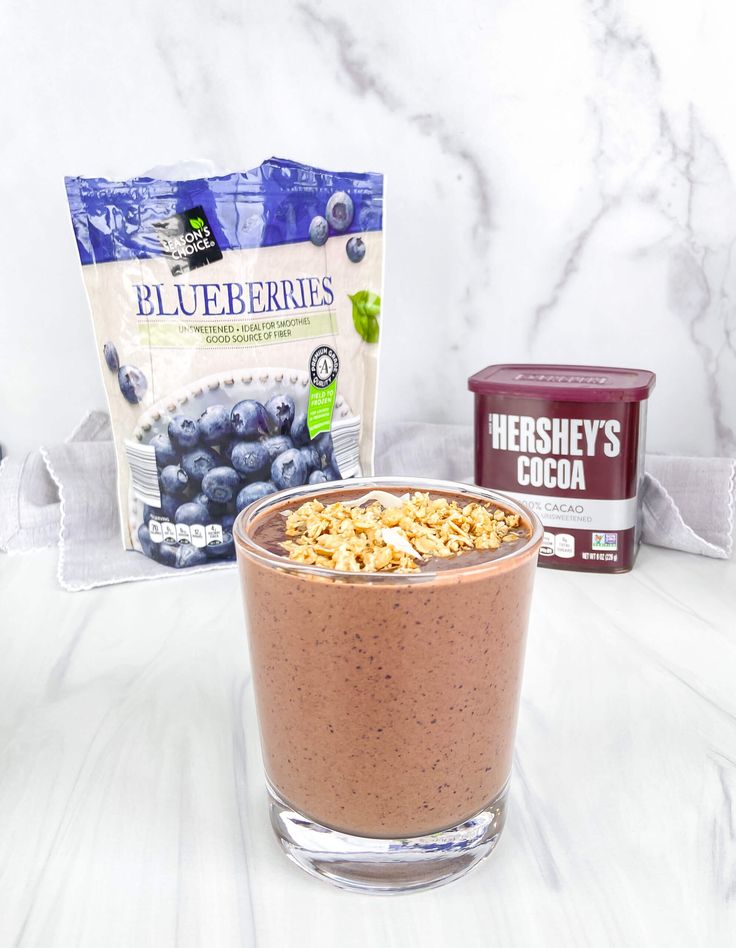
(468, 364, 656, 573)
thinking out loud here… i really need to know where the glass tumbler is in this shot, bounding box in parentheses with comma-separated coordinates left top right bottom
(234, 477, 542, 893)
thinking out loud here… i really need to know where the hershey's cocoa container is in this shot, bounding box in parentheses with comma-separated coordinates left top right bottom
(468, 364, 656, 573)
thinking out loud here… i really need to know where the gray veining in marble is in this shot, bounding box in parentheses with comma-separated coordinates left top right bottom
(3, 0, 736, 458)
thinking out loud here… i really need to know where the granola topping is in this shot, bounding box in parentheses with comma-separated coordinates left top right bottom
(280, 491, 524, 572)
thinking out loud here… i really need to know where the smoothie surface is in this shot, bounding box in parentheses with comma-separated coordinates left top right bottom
(249, 488, 530, 574)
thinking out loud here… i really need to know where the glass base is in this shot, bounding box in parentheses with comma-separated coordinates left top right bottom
(267, 781, 509, 894)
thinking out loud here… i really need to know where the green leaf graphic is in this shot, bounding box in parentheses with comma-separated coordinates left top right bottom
(189, 216, 204, 230)
(349, 290, 381, 343)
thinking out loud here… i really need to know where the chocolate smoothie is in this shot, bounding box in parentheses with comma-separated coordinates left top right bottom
(235, 482, 541, 840)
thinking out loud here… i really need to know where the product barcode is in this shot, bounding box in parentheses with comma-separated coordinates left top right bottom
(332, 415, 361, 479)
(124, 439, 162, 507)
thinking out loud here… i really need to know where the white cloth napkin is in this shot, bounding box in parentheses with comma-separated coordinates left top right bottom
(1, 415, 734, 590)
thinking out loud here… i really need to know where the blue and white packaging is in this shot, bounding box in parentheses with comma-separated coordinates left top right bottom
(65, 158, 384, 568)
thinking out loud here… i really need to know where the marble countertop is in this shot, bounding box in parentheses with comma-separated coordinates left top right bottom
(1, 546, 734, 947)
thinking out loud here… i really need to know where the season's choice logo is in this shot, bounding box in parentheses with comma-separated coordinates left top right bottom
(153, 205, 223, 275)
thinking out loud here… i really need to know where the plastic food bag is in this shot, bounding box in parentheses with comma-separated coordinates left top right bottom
(64, 158, 384, 568)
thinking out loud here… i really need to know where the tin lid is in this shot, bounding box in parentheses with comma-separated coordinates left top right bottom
(468, 364, 656, 403)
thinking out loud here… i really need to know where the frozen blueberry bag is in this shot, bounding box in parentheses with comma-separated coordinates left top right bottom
(65, 158, 384, 568)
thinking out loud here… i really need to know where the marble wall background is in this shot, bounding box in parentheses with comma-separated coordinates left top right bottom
(2, 0, 735, 458)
